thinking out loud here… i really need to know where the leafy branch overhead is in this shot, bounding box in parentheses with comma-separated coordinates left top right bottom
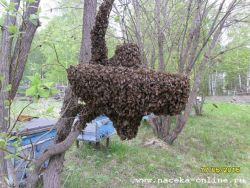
(25, 73, 58, 99)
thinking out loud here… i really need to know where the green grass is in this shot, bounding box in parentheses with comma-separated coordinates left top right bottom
(61, 102, 250, 188)
(10, 99, 250, 187)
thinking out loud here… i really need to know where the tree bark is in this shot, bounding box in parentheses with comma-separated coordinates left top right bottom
(132, 0, 148, 67)
(179, 0, 202, 73)
(41, 1, 97, 187)
(79, 0, 97, 64)
(10, 0, 41, 100)
(27, 126, 82, 188)
(166, 13, 227, 144)
(166, 60, 207, 144)
(150, 47, 156, 69)
(42, 88, 79, 188)
(113, 3, 128, 42)
(155, 0, 165, 71)
(151, 115, 171, 140)
(178, 0, 193, 72)
(151, 0, 237, 144)
(0, 1, 20, 187)
(26, 105, 98, 188)
(208, 74, 212, 95)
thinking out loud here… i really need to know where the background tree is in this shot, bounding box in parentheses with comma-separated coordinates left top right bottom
(0, 0, 40, 186)
(112, 0, 249, 143)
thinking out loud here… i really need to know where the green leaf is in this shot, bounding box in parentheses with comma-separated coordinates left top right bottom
(0, 138, 6, 147)
(38, 87, 50, 98)
(0, 75, 4, 81)
(25, 86, 37, 96)
(4, 2, 17, 12)
(43, 82, 54, 88)
(0, 0, 8, 7)
(7, 25, 18, 34)
(6, 84, 12, 92)
(32, 74, 42, 86)
(50, 88, 58, 95)
(0, 74, 4, 81)
(27, 73, 41, 86)
(26, 0, 35, 3)
(46, 106, 54, 113)
(26, 75, 34, 81)
(114, 16, 120, 23)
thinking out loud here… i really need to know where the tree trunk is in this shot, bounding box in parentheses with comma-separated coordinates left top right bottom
(10, 0, 41, 100)
(79, 0, 97, 64)
(26, 125, 83, 188)
(150, 47, 156, 69)
(132, 0, 148, 67)
(151, 0, 231, 144)
(155, 0, 165, 71)
(208, 74, 212, 95)
(214, 70, 218, 95)
(182, 1, 203, 73)
(151, 115, 171, 140)
(41, 88, 79, 188)
(42, 1, 97, 187)
(247, 67, 250, 93)
(157, 33, 165, 71)
(0, 1, 20, 186)
(43, 153, 65, 188)
(165, 15, 226, 144)
(166, 62, 207, 144)
(178, 0, 193, 73)
(238, 74, 242, 91)
(113, 3, 128, 42)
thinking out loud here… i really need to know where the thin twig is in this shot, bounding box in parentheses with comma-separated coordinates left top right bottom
(7, 101, 33, 135)
(0, 147, 31, 161)
(52, 43, 67, 70)
(29, 138, 35, 160)
(211, 41, 250, 61)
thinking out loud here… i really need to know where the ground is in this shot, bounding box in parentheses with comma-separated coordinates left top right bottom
(11, 98, 250, 188)
(207, 95, 250, 104)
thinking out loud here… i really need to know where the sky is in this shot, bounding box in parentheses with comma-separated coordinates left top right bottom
(0, 0, 125, 41)
(0, 0, 239, 45)
(0, 0, 60, 28)
(39, 0, 61, 29)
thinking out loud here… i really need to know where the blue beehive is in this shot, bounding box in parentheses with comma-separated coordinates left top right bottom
(7, 115, 116, 185)
(77, 115, 115, 142)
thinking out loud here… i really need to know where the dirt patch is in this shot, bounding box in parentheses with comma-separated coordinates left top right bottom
(143, 138, 169, 150)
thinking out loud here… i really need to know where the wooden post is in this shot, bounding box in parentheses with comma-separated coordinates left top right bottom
(95, 141, 101, 149)
(106, 137, 110, 147)
(76, 140, 80, 148)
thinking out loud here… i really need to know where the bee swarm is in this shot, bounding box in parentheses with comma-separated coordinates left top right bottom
(67, 0, 190, 140)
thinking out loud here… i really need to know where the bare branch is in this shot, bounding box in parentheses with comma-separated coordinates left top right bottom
(0, 147, 31, 162)
(7, 101, 33, 135)
(211, 40, 250, 61)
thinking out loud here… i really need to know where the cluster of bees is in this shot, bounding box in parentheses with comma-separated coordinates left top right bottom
(67, 0, 190, 140)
